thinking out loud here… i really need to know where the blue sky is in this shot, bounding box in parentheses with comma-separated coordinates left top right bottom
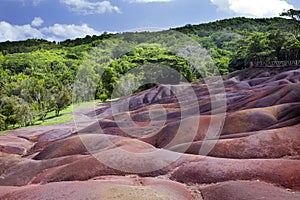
(0, 0, 300, 41)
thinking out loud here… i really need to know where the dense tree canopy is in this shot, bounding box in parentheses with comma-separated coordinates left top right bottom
(0, 17, 299, 130)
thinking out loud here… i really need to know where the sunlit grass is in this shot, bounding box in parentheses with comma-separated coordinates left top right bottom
(0, 100, 99, 133)
(34, 100, 99, 126)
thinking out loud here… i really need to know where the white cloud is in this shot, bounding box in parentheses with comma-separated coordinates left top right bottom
(125, 0, 173, 3)
(7, 0, 45, 6)
(31, 0, 44, 6)
(0, 21, 43, 41)
(0, 21, 102, 42)
(41, 23, 102, 41)
(31, 17, 44, 27)
(210, 0, 294, 18)
(60, 0, 121, 15)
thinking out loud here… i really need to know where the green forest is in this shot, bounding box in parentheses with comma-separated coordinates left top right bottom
(0, 14, 300, 130)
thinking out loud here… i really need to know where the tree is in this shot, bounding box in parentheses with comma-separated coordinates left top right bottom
(51, 85, 72, 116)
(280, 9, 300, 20)
(245, 32, 275, 64)
(0, 82, 3, 93)
(15, 103, 35, 127)
(281, 36, 300, 60)
(176, 45, 216, 78)
(0, 96, 18, 128)
(0, 96, 35, 128)
(0, 114, 6, 130)
(74, 64, 100, 102)
(0, 52, 4, 61)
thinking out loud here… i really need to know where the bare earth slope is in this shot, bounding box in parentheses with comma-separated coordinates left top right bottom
(1, 68, 300, 199)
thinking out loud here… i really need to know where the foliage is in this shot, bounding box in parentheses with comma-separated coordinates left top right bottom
(280, 9, 300, 20)
(0, 96, 35, 128)
(0, 17, 299, 130)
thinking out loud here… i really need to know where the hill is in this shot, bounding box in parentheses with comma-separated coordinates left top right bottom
(0, 67, 300, 199)
(1, 16, 300, 199)
(0, 17, 300, 131)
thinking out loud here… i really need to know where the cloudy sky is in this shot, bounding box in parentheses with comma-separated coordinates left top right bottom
(0, 0, 299, 41)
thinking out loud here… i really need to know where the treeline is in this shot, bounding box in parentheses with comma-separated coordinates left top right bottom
(0, 16, 300, 130)
(0, 33, 114, 55)
(0, 39, 57, 55)
(175, 17, 300, 70)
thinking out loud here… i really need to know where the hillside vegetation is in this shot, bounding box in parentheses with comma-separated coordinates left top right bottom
(0, 17, 299, 130)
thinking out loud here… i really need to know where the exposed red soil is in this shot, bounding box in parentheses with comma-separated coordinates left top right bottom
(1, 68, 300, 199)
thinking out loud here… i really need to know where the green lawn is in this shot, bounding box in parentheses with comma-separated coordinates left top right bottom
(34, 100, 99, 126)
(0, 100, 99, 133)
